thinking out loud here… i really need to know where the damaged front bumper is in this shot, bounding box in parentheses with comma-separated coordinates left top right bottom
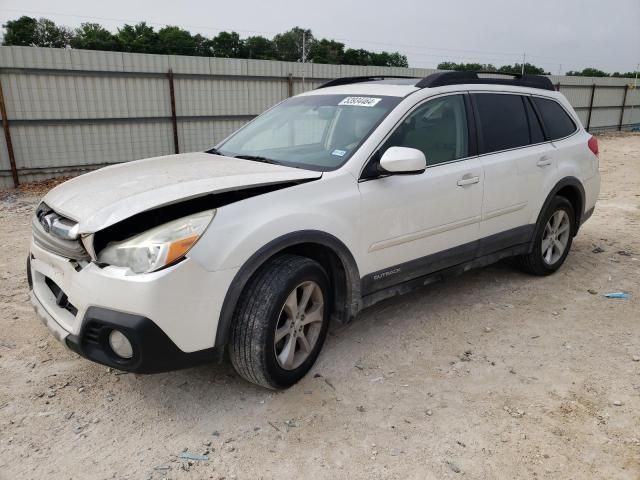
(28, 240, 237, 372)
(29, 287, 220, 373)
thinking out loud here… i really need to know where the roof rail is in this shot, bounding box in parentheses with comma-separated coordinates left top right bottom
(315, 71, 555, 92)
(416, 71, 555, 91)
(316, 75, 418, 89)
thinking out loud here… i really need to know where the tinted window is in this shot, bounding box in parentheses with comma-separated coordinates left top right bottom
(383, 94, 468, 166)
(532, 97, 577, 140)
(524, 97, 545, 143)
(473, 93, 530, 153)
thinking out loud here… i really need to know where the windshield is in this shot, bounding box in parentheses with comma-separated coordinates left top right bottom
(215, 94, 402, 171)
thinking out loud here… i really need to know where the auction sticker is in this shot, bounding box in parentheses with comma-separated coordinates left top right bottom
(338, 97, 382, 107)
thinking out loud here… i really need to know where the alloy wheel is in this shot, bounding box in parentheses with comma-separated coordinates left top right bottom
(541, 210, 571, 265)
(274, 281, 324, 370)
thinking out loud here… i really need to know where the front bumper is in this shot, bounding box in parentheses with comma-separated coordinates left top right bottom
(30, 289, 219, 372)
(28, 240, 238, 372)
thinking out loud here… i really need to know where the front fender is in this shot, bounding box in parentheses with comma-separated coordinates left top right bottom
(213, 230, 361, 347)
(185, 172, 363, 347)
(188, 173, 361, 272)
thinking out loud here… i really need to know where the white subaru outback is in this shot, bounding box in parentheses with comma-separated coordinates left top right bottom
(28, 72, 600, 389)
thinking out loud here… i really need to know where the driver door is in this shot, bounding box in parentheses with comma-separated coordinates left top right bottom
(357, 93, 484, 294)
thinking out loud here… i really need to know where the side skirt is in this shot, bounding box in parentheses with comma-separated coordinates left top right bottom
(361, 242, 530, 310)
(361, 224, 534, 298)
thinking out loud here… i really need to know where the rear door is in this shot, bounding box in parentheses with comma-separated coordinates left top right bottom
(529, 96, 582, 215)
(472, 92, 553, 254)
(358, 93, 484, 294)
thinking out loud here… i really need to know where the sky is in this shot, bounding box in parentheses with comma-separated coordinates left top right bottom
(0, 0, 638, 74)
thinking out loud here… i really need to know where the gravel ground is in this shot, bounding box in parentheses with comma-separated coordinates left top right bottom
(0, 133, 639, 480)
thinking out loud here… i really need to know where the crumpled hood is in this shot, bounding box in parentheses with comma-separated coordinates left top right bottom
(43, 152, 321, 233)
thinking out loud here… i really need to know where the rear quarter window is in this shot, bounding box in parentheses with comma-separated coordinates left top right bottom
(532, 97, 577, 140)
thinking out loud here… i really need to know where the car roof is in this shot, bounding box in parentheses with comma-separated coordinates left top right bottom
(301, 72, 558, 99)
(301, 80, 562, 100)
(302, 80, 420, 98)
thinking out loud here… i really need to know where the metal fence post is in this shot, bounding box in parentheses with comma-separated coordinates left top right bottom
(0, 76, 19, 187)
(287, 74, 294, 97)
(167, 69, 179, 154)
(618, 84, 629, 131)
(586, 84, 596, 132)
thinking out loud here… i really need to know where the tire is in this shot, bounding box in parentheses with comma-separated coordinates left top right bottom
(517, 196, 575, 276)
(229, 254, 330, 389)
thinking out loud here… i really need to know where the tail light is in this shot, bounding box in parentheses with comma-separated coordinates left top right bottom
(587, 136, 599, 157)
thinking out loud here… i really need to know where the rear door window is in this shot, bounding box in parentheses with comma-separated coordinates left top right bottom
(472, 93, 530, 154)
(532, 97, 577, 140)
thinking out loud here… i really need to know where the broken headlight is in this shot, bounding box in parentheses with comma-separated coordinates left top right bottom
(97, 210, 215, 274)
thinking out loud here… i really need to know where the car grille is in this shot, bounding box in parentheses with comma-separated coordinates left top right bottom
(83, 322, 104, 347)
(32, 207, 90, 261)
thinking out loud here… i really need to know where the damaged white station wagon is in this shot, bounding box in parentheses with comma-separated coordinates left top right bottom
(29, 72, 600, 389)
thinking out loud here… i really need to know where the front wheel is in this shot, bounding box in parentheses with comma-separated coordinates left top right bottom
(229, 255, 330, 389)
(517, 196, 575, 276)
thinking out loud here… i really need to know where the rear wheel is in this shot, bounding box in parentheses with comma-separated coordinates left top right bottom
(229, 254, 330, 389)
(517, 196, 575, 276)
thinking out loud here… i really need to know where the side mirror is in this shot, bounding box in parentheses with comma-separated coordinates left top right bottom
(379, 147, 426, 174)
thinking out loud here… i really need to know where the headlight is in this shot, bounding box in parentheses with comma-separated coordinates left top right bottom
(97, 209, 215, 274)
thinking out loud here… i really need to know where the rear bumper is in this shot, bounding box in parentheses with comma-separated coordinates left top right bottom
(581, 206, 595, 226)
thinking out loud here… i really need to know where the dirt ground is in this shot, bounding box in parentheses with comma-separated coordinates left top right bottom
(1, 134, 639, 480)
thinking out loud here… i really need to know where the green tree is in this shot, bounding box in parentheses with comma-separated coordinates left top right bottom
(273, 27, 313, 62)
(2, 16, 72, 48)
(611, 71, 639, 79)
(211, 31, 243, 58)
(116, 22, 159, 53)
(193, 34, 213, 56)
(33, 18, 73, 47)
(385, 52, 409, 68)
(71, 23, 118, 51)
(498, 63, 547, 74)
(242, 36, 275, 60)
(2, 16, 417, 68)
(566, 68, 610, 77)
(2, 16, 39, 46)
(437, 61, 547, 75)
(437, 62, 497, 72)
(309, 39, 344, 64)
(157, 26, 195, 55)
(342, 48, 370, 65)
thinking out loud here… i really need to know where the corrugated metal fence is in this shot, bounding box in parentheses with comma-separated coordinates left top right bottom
(1, 46, 638, 189)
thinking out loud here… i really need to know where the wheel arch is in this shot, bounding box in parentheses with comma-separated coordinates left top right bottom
(534, 177, 585, 243)
(215, 230, 361, 347)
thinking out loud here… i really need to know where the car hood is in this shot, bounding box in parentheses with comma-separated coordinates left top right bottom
(43, 152, 322, 233)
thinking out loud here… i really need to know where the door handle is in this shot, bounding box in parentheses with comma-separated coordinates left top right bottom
(536, 156, 552, 167)
(457, 176, 480, 186)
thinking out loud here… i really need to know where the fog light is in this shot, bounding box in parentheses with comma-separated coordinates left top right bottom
(108, 330, 133, 359)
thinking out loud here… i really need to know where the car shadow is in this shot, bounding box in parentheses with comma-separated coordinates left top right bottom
(125, 258, 531, 417)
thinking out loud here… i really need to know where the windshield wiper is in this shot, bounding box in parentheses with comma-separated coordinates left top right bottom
(205, 147, 222, 155)
(233, 154, 279, 165)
